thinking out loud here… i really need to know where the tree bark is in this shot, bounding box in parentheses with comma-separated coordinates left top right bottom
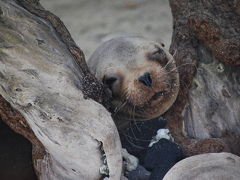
(167, 0, 240, 156)
(0, 0, 122, 179)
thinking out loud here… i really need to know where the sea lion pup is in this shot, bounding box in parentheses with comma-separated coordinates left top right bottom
(88, 36, 179, 129)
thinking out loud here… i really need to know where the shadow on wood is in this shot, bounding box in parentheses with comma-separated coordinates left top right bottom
(0, 118, 37, 180)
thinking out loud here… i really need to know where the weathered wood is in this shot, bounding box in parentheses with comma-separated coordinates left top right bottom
(17, 0, 109, 105)
(0, 0, 122, 179)
(166, 0, 240, 155)
(163, 152, 240, 180)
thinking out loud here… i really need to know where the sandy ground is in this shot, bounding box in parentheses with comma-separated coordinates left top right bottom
(41, 0, 172, 59)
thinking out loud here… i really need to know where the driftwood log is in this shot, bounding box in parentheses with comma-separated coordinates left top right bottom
(0, 0, 122, 179)
(163, 152, 240, 180)
(0, 0, 240, 179)
(167, 0, 240, 155)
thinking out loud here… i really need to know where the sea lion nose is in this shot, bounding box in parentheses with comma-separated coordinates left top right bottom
(138, 72, 152, 88)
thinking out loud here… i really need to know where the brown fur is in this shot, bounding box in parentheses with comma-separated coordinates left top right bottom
(88, 36, 179, 129)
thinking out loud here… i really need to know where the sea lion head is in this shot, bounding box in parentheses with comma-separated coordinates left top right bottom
(88, 36, 179, 128)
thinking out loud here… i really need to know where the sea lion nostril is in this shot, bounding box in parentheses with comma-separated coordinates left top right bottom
(138, 72, 152, 88)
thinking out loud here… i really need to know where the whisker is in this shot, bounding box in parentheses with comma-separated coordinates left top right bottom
(163, 50, 178, 70)
(172, 49, 178, 58)
(132, 105, 141, 131)
(129, 121, 137, 140)
(114, 101, 127, 114)
(114, 88, 130, 115)
(123, 133, 151, 142)
(167, 62, 197, 74)
(122, 133, 146, 150)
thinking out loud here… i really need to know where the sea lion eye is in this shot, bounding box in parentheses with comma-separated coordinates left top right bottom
(153, 48, 164, 55)
(152, 45, 166, 56)
(103, 76, 117, 90)
(149, 47, 168, 66)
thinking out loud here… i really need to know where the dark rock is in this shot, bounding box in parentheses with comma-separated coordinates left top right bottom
(149, 164, 174, 180)
(140, 139, 183, 171)
(120, 117, 167, 157)
(127, 165, 151, 180)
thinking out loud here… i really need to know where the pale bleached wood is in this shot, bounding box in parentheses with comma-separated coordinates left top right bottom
(163, 153, 240, 180)
(0, 0, 122, 179)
